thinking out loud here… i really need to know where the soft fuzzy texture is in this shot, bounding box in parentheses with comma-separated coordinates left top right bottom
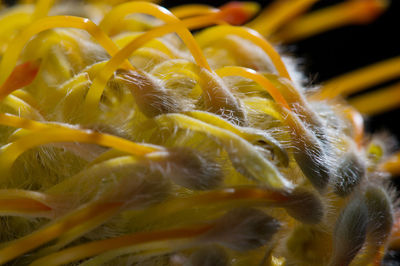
(0, 1, 396, 265)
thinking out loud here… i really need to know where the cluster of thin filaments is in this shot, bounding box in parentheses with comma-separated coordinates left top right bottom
(0, 1, 398, 265)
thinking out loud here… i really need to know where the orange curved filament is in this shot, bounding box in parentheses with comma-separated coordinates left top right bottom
(274, 0, 388, 43)
(315, 56, 400, 100)
(349, 82, 400, 116)
(0, 189, 53, 217)
(196, 25, 291, 80)
(0, 198, 51, 215)
(0, 15, 133, 85)
(216, 2, 261, 25)
(0, 60, 40, 101)
(216, 66, 291, 110)
(248, 0, 318, 37)
(171, 4, 217, 19)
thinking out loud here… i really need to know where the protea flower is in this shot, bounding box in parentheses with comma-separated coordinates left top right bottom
(0, 0, 399, 265)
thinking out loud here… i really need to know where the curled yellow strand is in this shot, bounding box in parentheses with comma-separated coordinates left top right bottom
(0, 112, 47, 130)
(102, 1, 259, 35)
(10, 90, 41, 112)
(243, 98, 283, 121)
(100, 1, 220, 37)
(0, 113, 162, 176)
(216, 66, 291, 109)
(0, 127, 160, 176)
(84, 16, 222, 111)
(99, 2, 179, 34)
(184, 110, 260, 140)
(196, 25, 291, 80)
(84, 3, 264, 111)
(1, 95, 43, 119)
(99, 2, 210, 70)
(0, 15, 133, 85)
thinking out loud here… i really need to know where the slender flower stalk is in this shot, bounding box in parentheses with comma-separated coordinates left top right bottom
(247, 0, 318, 37)
(314, 56, 400, 100)
(349, 82, 400, 115)
(273, 0, 388, 43)
(0, 189, 54, 217)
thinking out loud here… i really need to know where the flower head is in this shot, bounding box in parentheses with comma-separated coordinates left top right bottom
(0, 0, 399, 265)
